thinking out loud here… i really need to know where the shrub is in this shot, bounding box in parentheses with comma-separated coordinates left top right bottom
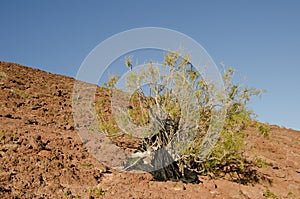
(256, 123, 271, 138)
(263, 188, 278, 199)
(98, 50, 264, 183)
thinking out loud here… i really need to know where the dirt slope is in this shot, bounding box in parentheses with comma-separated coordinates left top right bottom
(0, 61, 299, 198)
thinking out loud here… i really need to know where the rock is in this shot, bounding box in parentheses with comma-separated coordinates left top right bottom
(1, 144, 18, 151)
(65, 124, 74, 130)
(29, 136, 45, 151)
(38, 150, 51, 158)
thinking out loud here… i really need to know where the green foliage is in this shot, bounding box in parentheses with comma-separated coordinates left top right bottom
(0, 72, 6, 80)
(103, 74, 120, 89)
(95, 91, 124, 140)
(285, 191, 300, 199)
(99, 50, 265, 183)
(164, 51, 179, 66)
(255, 158, 268, 168)
(85, 187, 105, 196)
(63, 191, 72, 198)
(74, 194, 81, 199)
(180, 62, 263, 178)
(127, 91, 151, 126)
(256, 123, 271, 138)
(15, 89, 29, 99)
(99, 119, 119, 136)
(263, 188, 278, 199)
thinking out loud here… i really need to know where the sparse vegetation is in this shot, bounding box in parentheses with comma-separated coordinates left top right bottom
(0, 71, 6, 80)
(15, 89, 29, 99)
(97, 50, 265, 183)
(63, 190, 72, 198)
(256, 123, 271, 138)
(254, 158, 268, 168)
(285, 191, 300, 199)
(264, 188, 278, 199)
(85, 187, 105, 196)
(74, 194, 81, 199)
(1, 61, 299, 198)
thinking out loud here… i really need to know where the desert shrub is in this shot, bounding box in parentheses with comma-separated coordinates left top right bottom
(177, 64, 263, 180)
(96, 93, 122, 138)
(15, 89, 29, 99)
(98, 50, 264, 183)
(256, 122, 271, 138)
(263, 188, 278, 199)
(85, 187, 105, 196)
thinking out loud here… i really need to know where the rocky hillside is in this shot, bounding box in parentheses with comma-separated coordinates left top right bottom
(0, 61, 299, 198)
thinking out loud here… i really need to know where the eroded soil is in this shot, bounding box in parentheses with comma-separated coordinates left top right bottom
(0, 61, 299, 198)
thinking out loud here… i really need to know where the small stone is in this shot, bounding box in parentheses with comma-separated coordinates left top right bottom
(1, 144, 18, 151)
(38, 150, 51, 158)
(173, 183, 185, 191)
(66, 124, 74, 130)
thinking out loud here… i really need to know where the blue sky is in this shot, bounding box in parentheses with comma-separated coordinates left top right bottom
(0, 1, 299, 130)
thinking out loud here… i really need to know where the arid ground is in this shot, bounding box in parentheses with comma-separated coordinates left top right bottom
(0, 61, 299, 198)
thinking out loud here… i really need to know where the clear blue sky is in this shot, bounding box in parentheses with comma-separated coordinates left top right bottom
(1, 1, 299, 130)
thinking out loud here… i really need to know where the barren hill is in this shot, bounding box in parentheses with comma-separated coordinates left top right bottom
(0, 61, 299, 198)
